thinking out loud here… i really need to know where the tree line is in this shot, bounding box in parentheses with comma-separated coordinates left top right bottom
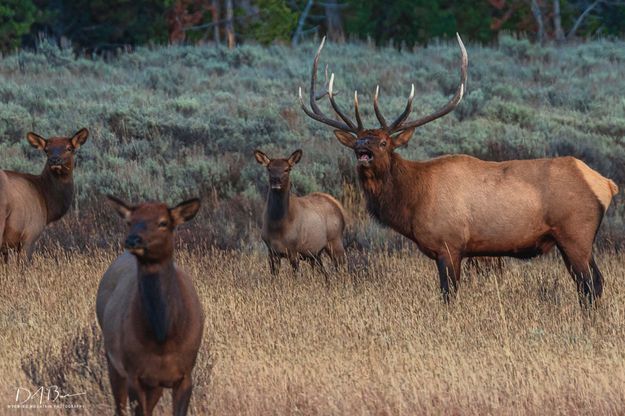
(1, 0, 625, 53)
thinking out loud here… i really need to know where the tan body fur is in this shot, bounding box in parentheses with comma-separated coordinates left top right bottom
(363, 154, 617, 261)
(255, 149, 346, 276)
(0, 172, 49, 257)
(96, 198, 203, 415)
(347, 130, 618, 305)
(97, 253, 204, 390)
(0, 129, 88, 261)
(300, 35, 618, 305)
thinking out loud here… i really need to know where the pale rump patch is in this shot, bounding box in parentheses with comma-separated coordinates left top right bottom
(574, 159, 617, 211)
(308, 192, 348, 226)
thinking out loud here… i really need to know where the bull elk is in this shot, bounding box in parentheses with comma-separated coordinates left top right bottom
(0, 128, 89, 261)
(254, 149, 346, 278)
(299, 35, 619, 305)
(96, 197, 204, 415)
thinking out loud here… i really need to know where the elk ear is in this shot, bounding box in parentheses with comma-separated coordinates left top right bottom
(26, 132, 47, 150)
(70, 128, 89, 149)
(107, 195, 133, 222)
(391, 128, 416, 148)
(288, 149, 303, 166)
(170, 198, 201, 226)
(334, 130, 357, 148)
(254, 150, 271, 166)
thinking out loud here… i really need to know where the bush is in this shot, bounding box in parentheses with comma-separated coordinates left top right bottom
(0, 38, 623, 249)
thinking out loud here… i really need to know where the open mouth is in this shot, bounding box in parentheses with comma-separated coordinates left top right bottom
(355, 149, 373, 164)
(50, 165, 67, 174)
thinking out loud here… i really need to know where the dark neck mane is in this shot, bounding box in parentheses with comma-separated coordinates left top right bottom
(37, 167, 74, 223)
(358, 154, 422, 234)
(137, 260, 180, 344)
(266, 186, 290, 223)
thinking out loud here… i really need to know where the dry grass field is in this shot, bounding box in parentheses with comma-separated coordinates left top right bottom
(1, 36, 625, 416)
(1, 244, 624, 415)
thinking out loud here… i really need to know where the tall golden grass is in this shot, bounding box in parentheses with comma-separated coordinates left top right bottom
(1, 245, 624, 415)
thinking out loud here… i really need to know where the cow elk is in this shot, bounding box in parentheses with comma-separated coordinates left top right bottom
(299, 35, 619, 305)
(96, 197, 204, 415)
(0, 129, 89, 261)
(254, 149, 346, 279)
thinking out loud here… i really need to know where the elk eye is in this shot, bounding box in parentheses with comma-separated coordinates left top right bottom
(380, 141, 387, 147)
(66, 146, 73, 152)
(158, 220, 168, 228)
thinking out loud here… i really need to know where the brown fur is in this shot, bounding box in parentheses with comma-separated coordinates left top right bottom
(0, 129, 88, 260)
(334, 128, 618, 305)
(96, 197, 204, 415)
(300, 37, 617, 306)
(254, 149, 346, 278)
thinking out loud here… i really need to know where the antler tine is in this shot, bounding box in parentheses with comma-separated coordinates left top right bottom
(388, 84, 415, 132)
(308, 37, 327, 115)
(373, 85, 388, 130)
(390, 33, 468, 134)
(299, 37, 354, 132)
(299, 88, 352, 131)
(315, 64, 338, 101)
(354, 91, 363, 131)
(328, 73, 357, 130)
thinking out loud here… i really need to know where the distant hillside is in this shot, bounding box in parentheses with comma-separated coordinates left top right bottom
(0, 37, 623, 248)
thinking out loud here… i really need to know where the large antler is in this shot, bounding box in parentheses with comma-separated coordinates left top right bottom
(386, 33, 468, 134)
(299, 37, 362, 133)
(299, 33, 467, 135)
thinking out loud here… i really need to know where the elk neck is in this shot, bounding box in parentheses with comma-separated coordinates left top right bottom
(265, 184, 291, 224)
(136, 258, 182, 344)
(37, 164, 75, 223)
(358, 153, 424, 231)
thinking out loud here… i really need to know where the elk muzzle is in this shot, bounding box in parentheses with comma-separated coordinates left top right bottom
(354, 139, 374, 165)
(270, 177, 285, 190)
(125, 234, 146, 256)
(48, 156, 67, 173)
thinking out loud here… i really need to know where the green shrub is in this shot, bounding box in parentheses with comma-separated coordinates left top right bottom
(0, 37, 623, 249)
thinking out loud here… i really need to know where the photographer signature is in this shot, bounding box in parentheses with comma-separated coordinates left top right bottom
(14, 386, 86, 405)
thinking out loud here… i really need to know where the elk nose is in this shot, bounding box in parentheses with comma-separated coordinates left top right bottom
(49, 156, 63, 166)
(125, 234, 144, 249)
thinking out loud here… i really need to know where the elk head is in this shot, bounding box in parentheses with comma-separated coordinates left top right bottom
(26, 128, 89, 177)
(299, 35, 468, 176)
(107, 196, 201, 263)
(254, 149, 303, 191)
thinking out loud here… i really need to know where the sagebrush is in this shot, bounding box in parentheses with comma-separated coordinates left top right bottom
(0, 36, 623, 250)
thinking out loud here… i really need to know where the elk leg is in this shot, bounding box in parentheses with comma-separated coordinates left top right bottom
(25, 242, 36, 261)
(558, 245, 603, 307)
(436, 253, 462, 303)
(289, 257, 300, 274)
(106, 356, 128, 415)
(327, 239, 346, 270)
(308, 255, 329, 285)
(16, 238, 36, 265)
(24, 233, 42, 261)
(268, 252, 280, 277)
(172, 375, 193, 416)
(128, 382, 148, 416)
(145, 386, 163, 415)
